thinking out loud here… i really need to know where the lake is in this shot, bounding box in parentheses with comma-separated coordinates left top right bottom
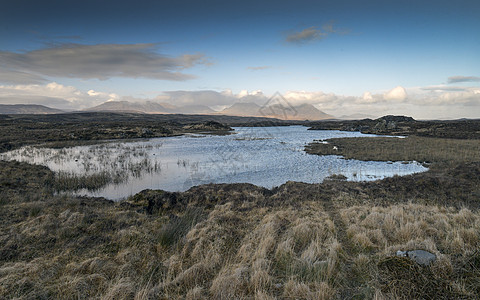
(0, 126, 427, 200)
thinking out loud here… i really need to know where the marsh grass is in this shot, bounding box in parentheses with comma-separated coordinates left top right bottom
(1, 141, 166, 193)
(306, 136, 480, 169)
(54, 171, 127, 191)
(157, 207, 205, 248)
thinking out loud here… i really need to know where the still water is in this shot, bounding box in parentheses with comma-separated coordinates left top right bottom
(1, 126, 427, 200)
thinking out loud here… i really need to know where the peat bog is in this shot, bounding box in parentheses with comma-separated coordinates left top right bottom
(1, 113, 479, 299)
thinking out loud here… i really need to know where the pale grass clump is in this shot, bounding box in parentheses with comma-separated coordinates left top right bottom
(163, 254, 185, 286)
(158, 202, 256, 297)
(157, 203, 339, 298)
(301, 236, 329, 264)
(207, 209, 287, 298)
(183, 203, 240, 263)
(350, 232, 375, 251)
(270, 209, 340, 287)
(66, 256, 118, 280)
(340, 203, 480, 255)
(101, 277, 135, 300)
(58, 274, 107, 299)
(325, 240, 341, 281)
(169, 262, 213, 290)
(338, 203, 480, 298)
(209, 265, 250, 299)
(251, 258, 273, 291)
(453, 208, 476, 226)
(255, 290, 277, 300)
(283, 279, 334, 300)
(352, 254, 372, 280)
(366, 228, 386, 247)
(185, 286, 205, 300)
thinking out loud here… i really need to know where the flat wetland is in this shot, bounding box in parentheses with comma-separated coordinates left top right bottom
(1, 113, 479, 299)
(1, 126, 426, 199)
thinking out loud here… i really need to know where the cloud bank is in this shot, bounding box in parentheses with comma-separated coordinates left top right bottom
(1, 82, 478, 119)
(0, 82, 119, 110)
(0, 43, 209, 84)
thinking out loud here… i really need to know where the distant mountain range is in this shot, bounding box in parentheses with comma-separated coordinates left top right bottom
(338, 113, 377, 120)
(85, 101, 168, 113)
(0, 104, 64, 114)
(85, 101, 215, 115)
(220, 102, 263, 117)
(85, 100, 333, 120)
(220, 102, 333, 120)
(0, 100, 335, 120)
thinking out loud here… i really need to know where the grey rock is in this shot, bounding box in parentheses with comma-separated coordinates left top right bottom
(396, 250, 437, 266)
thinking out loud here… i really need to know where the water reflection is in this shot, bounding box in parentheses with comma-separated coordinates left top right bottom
(0, 126, 428, 200)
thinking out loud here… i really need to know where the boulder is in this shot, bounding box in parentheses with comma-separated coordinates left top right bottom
(396, 250, 437, 266)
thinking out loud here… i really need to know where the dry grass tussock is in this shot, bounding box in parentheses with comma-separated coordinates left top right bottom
(340, 203, 480, 298)
(1, 190, 342, 299)
(154, 201, 339, 299)
(0, 195, 167, 299)
(341, 204, 480, 254)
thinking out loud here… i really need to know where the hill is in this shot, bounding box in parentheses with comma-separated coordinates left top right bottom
(338, 113, 376, 120)
(0, 104, 64, 114)
(221, 102, 333, 120)
(175, 105, 215, 114)
(287, 103, 333, 120)
(86, 101, 216, 115)
(85, 101, 171, 113)
(220, 102, 263, 117)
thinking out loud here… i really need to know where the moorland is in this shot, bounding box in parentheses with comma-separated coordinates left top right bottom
(1, 113, 479, 299)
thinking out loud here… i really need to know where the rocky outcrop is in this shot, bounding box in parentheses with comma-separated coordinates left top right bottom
(182, 121, 232, 131)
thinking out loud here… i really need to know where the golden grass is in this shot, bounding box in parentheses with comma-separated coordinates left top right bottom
(340, 203, 480, 255)
(2, 192, 480, 299)
(306, 135, 480, 168)
(339, 203, 480, 299)
(147, 201, 341, 299)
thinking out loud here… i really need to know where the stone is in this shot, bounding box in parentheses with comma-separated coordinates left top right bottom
(396, 250, 437, 266)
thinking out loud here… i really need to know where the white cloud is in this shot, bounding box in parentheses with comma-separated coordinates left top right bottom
(384, 86, 407, 101)
(283, 91, 341, 105)
(420, 87, 480, 106)
(237, 90, 249, 98)
(362, 91, 373, 101)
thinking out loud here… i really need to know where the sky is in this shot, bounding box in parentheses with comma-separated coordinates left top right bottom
(0, 0, 479, 119)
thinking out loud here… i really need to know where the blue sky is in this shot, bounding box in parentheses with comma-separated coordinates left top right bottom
(0, 0, 479, 118)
